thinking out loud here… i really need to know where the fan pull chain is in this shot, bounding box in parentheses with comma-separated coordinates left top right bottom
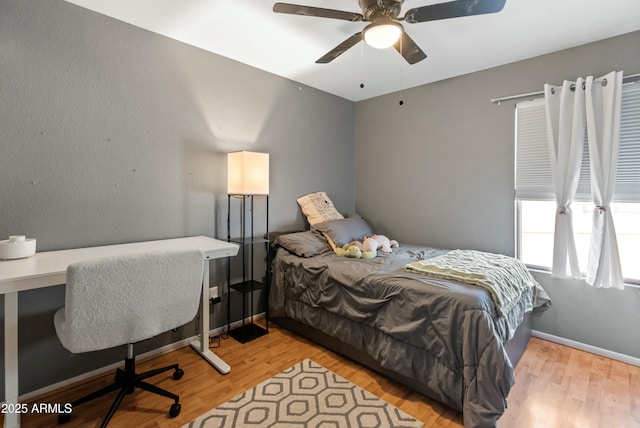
(360, 40, 365, 89)
(399, 63, 404, 106)
(399, 35, 404, 106)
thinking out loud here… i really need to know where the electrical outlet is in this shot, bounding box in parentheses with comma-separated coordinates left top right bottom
(209, 286, 221, 304)
(209, 286, 219, 299)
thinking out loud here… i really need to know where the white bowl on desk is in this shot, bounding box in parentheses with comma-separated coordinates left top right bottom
(0, 235, 37, 260)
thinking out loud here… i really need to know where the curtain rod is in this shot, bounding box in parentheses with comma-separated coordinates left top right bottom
(490, 72, 640, 105)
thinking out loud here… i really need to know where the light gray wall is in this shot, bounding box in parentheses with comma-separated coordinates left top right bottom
(355, 31, 640, 359)
(0, 0, 354, 398)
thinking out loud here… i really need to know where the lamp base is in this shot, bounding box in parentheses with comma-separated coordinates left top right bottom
(229, 323, 268, 344)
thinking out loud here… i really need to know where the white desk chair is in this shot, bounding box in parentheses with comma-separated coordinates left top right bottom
(54, 248, 204, 427)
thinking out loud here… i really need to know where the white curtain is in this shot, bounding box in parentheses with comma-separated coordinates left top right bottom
(585, 71, 624, 288)
(544, 80, 585, 279)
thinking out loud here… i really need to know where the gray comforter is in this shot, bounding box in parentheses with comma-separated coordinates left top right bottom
(270, 244, 550, 428)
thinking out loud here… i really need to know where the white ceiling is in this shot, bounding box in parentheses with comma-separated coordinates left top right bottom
(64, 0, 640, 102)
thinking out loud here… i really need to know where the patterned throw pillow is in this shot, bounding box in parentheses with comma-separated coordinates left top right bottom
(296, 192, 344, 226)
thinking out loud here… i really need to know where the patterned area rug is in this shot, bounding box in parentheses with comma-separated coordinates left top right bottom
(183, 359, 423, 428)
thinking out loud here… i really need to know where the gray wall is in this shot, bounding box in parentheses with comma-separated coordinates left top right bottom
(0, 0, 354, 397)
(355, 31, 640, 359)
(2, 0, 637, 401)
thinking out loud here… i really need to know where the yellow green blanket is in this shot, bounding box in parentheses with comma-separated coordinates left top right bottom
(405, 249, 537, 317)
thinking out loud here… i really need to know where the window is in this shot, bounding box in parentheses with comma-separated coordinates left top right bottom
(519, 200, 640, 281)
(515, 80, 640, 284)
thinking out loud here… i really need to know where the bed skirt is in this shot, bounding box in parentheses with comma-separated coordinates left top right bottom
(272, 312, 531, 406)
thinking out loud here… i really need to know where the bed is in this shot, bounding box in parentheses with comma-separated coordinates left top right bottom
(268, 215, 550, 428)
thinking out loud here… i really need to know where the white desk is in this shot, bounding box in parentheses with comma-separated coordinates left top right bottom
(0, 236, 238, 428)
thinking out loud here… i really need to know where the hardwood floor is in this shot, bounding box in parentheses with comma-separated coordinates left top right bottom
(10, 323, 640, 428)
(499, 336, 640, 428)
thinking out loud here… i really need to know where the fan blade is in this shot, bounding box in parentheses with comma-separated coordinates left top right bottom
(273, 3, 363, 22)
(404, 0, 506, 24)
(393, 32, 427, 64)
(316, 32, 362, 64)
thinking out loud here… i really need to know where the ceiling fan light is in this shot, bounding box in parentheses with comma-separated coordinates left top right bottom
(364, 22, 402, 49)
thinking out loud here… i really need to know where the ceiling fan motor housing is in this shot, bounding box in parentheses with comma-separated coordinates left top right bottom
(359, 0, 404, 21)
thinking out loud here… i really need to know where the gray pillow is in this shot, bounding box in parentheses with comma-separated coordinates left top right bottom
(273, 231, 331, 258)
(313, 216, 374, 248)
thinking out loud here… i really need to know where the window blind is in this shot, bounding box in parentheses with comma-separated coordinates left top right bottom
(515, 80, 640, 202)
(616, 82, 640, 201)
(514, 98, 553, 200)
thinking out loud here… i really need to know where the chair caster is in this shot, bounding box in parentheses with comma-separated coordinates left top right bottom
(169, 402, 181, 418)
(58, 412, 71, 424)
(173, 368, 184, 380)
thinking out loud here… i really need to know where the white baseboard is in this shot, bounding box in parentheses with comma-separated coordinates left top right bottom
(19, 337, 195, 402)
(532, 330, 640, 367)
(20, 312, 267, 402)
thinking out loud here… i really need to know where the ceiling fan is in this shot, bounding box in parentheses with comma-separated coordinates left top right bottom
(273, 0, 506, 64)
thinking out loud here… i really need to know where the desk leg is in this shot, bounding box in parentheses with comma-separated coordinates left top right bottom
(4, 292, 20, 428)
(189, 260, 231, 374)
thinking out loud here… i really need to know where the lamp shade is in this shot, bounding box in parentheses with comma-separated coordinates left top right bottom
(227, 151, 269, 195)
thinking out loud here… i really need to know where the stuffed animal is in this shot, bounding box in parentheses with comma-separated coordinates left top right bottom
(343, 240, 367, 252)
(342, 238, 377, 257)
(343, 238, 376, 253)
(360, 249, 377, 259)
(334, 245, 376, 259)
(364, 235, 399, 253)
(361, 238, 378, 253)
(344, 246, 362, 258)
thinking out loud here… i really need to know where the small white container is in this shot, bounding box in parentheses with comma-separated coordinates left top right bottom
(0, 236, 37, 260)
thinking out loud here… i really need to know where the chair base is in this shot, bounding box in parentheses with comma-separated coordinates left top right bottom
(58, 352, 183, 427)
